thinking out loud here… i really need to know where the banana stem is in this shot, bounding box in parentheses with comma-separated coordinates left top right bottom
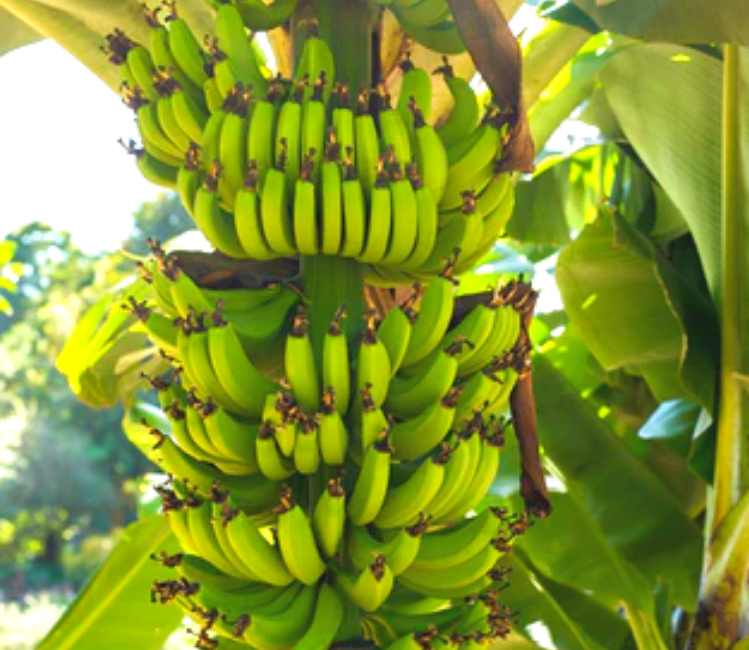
(686, 43, 749, 649)
(299, 256, 365, 364)
(711, 44, 748, 533)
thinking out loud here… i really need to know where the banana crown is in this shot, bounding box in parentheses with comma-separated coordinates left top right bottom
(109, 2, 513, 279)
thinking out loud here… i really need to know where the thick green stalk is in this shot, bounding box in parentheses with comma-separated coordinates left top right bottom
(712, 45, 748, 531)
(299, 255, 365, 367)
(687, 44, 749, 649)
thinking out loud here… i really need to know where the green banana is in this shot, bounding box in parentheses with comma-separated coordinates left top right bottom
(357, 384, 391, 460)
(376, 295, 416, 377)
(358, 161, 393, 264)
(385, 338, 464, 419)
(293, 150, 320, 254)
(276, 488, 327, 585)
(207, 318, 279, 417)
(293, 413, 322, 475)
(378, 87, 412, 166)
(285, 306, 320, 412)
(411, 505, 502, 570)
(274, 83, 304, 196)
(312, 477, 346, 558)
(261, 141, 298, 255)
(247, 83, 282, 190)
(400, 276, 455, 367)
(234, 162, 278, 259)
(236, 0, 299, 31)
(201, 403, 261, 471)
(192, 163, 246, 258)
(256, 422, 295, 480)
(348, 433, 393, 525)
(357, 311, 392, 408)
(319, 390, 349, 465)
(164, 5, 208, 87)
(410, 99, 448, 204)
(380, 161, 419, 267)
(294, 582, 344, 650)
(348, 516, 427, 575)
(295, 25, 336, 104)
(322, 305, 351, 416)
(354, 90, 380, 199)
(335, 554, 394, 612)
(434, 57, 480, 149)
(373, 452, 446, 529)
(214, 1, 268, 94)
(389, 389, 459, 461)
(301, 75, 327, 180)
(219, 499, 296, 586)
(396, 54, 432, 137)
(320, 133, 344, 255)
(340, 153, 367, 258)
(242, 586, 319, 649)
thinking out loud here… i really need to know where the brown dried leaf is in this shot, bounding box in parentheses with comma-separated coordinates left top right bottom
(172, 250, 299, 289)
(445, 0, 535, 172)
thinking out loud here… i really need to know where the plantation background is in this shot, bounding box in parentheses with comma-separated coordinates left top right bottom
(0, 196, 194, 649)
(0, 0, 747, 649)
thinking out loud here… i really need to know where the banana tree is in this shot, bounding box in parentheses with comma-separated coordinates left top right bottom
(0, 0, 747, 649)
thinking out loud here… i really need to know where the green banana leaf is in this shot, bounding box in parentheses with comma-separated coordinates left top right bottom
(571, 0, 749, 46)
(36, 515, 183, 650)
(512, 354, 701, 607)
(504, 550, 630, 650)
(639, 399, 703, 457)
(528, 33, 620, 151)
(521, 19, 593, 109)
(0, 0, 214, 90)
(557, 206, 718, 411)
(57, 277, 167, 407)
(489, 413, 665, 647)
(599, 44, 736, 298)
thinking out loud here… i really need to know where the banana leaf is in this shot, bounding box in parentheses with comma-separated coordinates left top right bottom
(599, 44, 735, 297)
(0, 0, 214, 89)
(557, 206, 718, 411)
(503, 550, 630, 650)
(571, 0, 749, 46)
(531, 353, 703, 608)
(36, 515, 183, 650)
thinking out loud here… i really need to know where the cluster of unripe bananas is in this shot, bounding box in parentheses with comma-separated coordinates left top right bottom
(106, 1, 514, 282)
(106, 1, 532, 648)
(126, 240, 531, 649)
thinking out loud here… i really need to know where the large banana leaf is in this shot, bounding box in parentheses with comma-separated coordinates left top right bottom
(521, 19, 592, 110)
(571, 0, 749, 46)
(36, 515, 183, 650)
(529, 354, 703, 608)
(599, 44, 734, 297)
(0, 0, 213, 90)
(500, 550, 628, 650)
(557, 206, 718, 410)
(528, 34, 620, 151)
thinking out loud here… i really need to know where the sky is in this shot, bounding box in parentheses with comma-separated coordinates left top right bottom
(0, 41, 165, 254)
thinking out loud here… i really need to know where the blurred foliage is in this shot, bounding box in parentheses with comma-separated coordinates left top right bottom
(0, 193, 189, 597)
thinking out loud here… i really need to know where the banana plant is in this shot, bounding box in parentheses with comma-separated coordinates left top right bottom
(0, 0, 747, 649)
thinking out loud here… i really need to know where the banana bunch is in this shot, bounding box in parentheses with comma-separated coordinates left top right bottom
(106, 4, 514, 279)
(369, 0, 465, 55)
(127, 249, 532, 647)
(105, 2, 536, 647)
